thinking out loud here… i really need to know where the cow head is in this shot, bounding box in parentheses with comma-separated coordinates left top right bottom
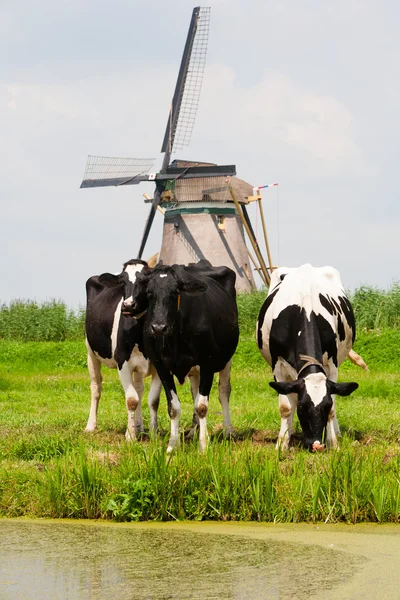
(269, 374, 358, 451)
(98, 259, 151, 317)
(126, 265, 208, 337)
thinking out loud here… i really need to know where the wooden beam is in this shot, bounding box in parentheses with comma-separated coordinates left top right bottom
(143, 193, 165, 215)
(246, 246, 267, 285)
(257, 197, 274, 274)
(229, 185, 270, 285)
(246, 195, 262, 203)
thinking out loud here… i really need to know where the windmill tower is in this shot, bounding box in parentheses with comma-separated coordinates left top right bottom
(80, 7, 274, 289)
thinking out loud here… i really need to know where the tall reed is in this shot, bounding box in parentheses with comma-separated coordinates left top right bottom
(1, 283, 399, 342)
(0, 300, 85, 341)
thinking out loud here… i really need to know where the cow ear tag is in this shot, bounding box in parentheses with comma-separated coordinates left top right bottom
(177, 294, 181, 311)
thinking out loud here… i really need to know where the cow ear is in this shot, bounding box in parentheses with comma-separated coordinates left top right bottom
(98, 272, 122, 288)
(269, 380, 303, 395)
(328, 381, 359, 396)
(135, 268, 152, 283)
(174, 266, 208, 295)
(178, 277, 208, 295)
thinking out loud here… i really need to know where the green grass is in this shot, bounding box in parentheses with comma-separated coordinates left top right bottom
(0, 326, 400, 523)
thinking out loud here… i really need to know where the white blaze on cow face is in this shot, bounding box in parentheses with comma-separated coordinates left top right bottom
(121, 262, 149, 315)
(123, 295, 133, 307)
(124, 263, 146, 283)
(304, 373, 328, 406)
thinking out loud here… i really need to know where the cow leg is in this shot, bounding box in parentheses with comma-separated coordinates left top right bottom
(167, 385, 181, 453)
(276, 392, 297, 450)
(186, 368, 200, 440)
(85, 346, 102, 432)
(118, 362, 141, 441)
(196, 368, 214, 452)
(156, 367, 181, 453)
(218, 360, 234, 438)
(133, 371, 146, 437)
(147, 371, 162, 434)
(326, 367, 340, 449)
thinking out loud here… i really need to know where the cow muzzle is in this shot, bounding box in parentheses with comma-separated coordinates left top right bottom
(121, 300, 138, 316)
(311, 441, 325, 453)
(150, 322, 168, 337)
(121, 302, 148, 320)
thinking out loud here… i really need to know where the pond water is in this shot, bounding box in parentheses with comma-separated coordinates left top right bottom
(0, 520, 399, 599)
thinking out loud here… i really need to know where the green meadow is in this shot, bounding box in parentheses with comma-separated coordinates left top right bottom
(0, 285, 399, 523)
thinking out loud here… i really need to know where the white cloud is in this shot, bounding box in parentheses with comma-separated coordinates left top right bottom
(197, 66, 369, 178)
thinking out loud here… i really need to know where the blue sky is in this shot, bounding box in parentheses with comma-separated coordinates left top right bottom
(1, 0, 399, 307)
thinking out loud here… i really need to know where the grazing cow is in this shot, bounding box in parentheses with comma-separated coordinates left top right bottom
(123, 260, 239, 452)
(257, 264, 359, 452)
(85, 258, 162, 440)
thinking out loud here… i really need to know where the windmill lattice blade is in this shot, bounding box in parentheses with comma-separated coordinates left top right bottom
(161, 6, 210, 163)
(81, 155, 155, 188)
(173, 6, 210, 151)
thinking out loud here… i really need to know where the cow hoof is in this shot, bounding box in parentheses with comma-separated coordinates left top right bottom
(199, 440, 208, 452)
(167, 438, 180, 454)
(84, 426, 96, 433)
(326, 442, 339, 451)
(185, 426, 199, 441)
(224, 427, 236, 441)
(275, 439, 290, 451)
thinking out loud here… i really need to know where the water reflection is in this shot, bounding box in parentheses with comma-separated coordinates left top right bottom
(0, 521, 361, 599)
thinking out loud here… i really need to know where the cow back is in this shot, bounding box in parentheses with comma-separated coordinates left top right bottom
(257, 264, 356, 370)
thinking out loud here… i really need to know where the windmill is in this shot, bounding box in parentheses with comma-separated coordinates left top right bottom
(80, 6, 274, 289)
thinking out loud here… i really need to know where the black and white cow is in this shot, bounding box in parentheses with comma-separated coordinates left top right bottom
(257, 264, 359, 452)
(123, 260, 239, 452)
(85, 259, 162, 440)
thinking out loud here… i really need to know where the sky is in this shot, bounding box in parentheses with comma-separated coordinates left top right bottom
(1, 0, 399, 308)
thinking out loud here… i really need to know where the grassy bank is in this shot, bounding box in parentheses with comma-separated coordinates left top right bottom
(1, 325, 400, 522)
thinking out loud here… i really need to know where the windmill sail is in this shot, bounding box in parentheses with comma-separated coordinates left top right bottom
(160, 6, 210, 170)
(80, 155, 155, 188)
